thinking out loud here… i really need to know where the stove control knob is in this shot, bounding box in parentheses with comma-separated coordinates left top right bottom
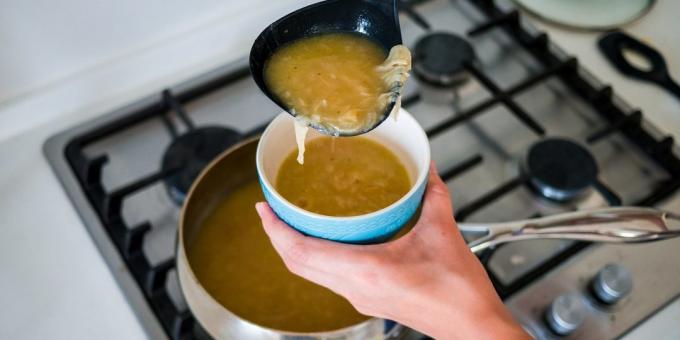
(592, 263, 633, 304)
(546, 293, 586, 336)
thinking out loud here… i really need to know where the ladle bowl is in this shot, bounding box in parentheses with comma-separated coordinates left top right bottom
(249, 0, 403, 136)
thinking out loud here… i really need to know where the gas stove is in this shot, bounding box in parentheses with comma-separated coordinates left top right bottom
(43, 0, 680, 339)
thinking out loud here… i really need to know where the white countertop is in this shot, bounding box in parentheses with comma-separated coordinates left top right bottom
(1, 1, 679, 339)
(526, 2, 680, 139)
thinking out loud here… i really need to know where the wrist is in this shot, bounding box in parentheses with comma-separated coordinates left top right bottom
(400, 273, 530, 339)
(459, 304, 529, 340)
(429, 298, 528, 339)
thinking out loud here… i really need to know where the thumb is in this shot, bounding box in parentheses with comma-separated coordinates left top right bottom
(413, 161, 456, 232)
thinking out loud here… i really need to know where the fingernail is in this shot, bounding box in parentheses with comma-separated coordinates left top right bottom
(255, 202, 266, 216)
(429, 161, 439, 175)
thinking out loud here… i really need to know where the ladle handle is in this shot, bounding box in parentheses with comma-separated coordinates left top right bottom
(661, 75, 680, 100)
(460, 207, 680, 254)
(598, 31, 680, 102)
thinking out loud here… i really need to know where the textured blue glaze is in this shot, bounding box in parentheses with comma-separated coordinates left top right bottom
(259, 176, 427, 244)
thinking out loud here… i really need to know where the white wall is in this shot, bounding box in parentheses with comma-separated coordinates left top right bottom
(0, 0, 311, 104)
(0, 0, 321, 141)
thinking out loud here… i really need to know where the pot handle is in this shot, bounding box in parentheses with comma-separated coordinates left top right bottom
(459, 207, 680, 254)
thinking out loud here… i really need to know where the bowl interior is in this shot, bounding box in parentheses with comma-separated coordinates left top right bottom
(257, 109, 429, 219)
(249, 0, 402, 136)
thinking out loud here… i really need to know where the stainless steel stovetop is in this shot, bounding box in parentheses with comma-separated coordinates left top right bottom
(44, 0, 680, 339)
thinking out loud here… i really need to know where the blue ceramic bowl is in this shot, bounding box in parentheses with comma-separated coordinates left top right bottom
(256, 109, 430, 244)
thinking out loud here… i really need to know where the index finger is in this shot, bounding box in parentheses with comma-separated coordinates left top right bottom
(255, 202, 370, 275)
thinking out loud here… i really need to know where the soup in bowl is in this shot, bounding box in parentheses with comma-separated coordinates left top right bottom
(256, 108, 430, 243)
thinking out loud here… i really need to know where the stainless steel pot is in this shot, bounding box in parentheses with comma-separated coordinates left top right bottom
(177, 138, 395, 339)
(177, 137, 680, 339)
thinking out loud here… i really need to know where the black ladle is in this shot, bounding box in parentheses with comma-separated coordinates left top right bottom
(598, 31, 680, 101)
(249, 0, 403, 136)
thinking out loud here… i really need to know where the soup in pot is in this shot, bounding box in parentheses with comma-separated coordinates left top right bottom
(187, 181, 369, 332)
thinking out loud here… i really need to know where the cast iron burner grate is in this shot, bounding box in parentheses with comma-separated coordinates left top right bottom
(159, 90, 245, 205)
(49, 0, 680, 339)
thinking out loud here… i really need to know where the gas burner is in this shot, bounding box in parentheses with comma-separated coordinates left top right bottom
(162, 126, 242, 205)
(522, 138, 599, 203)
(413, 32, 476, 88)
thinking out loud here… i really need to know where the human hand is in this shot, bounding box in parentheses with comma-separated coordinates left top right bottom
(255, 162, 529, 339)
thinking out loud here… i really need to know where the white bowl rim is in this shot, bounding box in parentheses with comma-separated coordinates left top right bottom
(256, 108, 431, 222)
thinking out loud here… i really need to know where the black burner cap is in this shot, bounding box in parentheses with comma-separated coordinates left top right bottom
(162, 126, 242, 205)
(413, 32, 475, 87)
(524, 138, 599, 202)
